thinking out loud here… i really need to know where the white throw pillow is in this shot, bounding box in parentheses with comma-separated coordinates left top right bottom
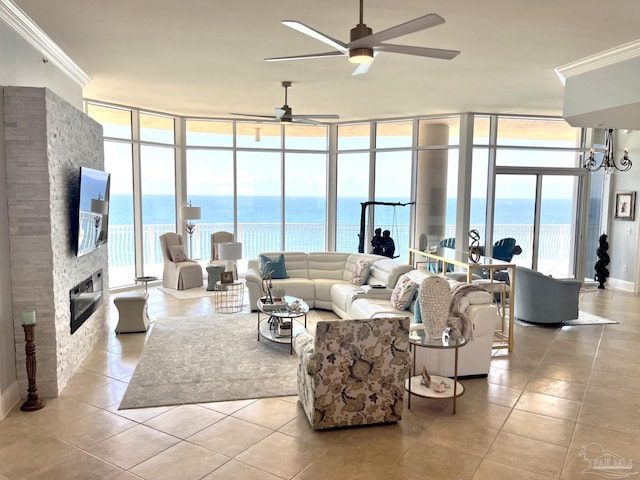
(350, 259, 372, 285)
(390, 275, 418, 310)
(168, 245, 188, 263)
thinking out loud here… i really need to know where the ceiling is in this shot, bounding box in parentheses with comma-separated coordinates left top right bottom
(12, 0, 640, 122)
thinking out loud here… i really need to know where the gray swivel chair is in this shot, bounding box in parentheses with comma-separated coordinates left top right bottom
(513, 266, 582, 324)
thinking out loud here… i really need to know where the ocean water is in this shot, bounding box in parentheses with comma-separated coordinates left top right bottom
(108, 195, 573, 226)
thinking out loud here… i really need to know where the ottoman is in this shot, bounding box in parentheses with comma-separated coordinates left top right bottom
(114, 291, 150, 333)
(206, 265, 226, 291)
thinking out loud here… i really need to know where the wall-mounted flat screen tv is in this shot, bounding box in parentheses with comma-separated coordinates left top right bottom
(76, 166, 111, 257)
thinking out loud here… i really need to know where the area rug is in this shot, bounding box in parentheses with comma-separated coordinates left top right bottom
(563, 311, 619, 326)
(515, 311, 618, 327)
(119, 311, 317, 409)
(158, 286, 218, 300)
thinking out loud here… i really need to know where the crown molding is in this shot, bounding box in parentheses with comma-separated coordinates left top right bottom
(0, 0, 90, 87)
(555, 39, 640, 85)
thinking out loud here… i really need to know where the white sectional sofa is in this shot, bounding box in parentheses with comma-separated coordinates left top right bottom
(349, 269, 498, 377)
(245, 251, 499, 377)
(245, 252, 413, 312)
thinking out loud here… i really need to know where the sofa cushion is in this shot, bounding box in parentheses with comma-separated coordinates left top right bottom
(168, 245, 188, 263)
(260, 254, 288, 279)
(351, 259, 372, 285)
(308, 252, 350, 280)
(351, 298, 410, 320)
(314, 279, 349, 310)
(367, 258, 414, 288)
(268, 278, 316, 307)
(390, 274, 418, 310)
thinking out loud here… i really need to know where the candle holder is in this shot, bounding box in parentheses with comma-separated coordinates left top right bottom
(21, 323, 45, 412)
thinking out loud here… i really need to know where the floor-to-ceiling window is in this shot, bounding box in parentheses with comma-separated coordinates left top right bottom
(85, 103, 135, 288)
(140, 145, 176, 278)
(336, 123, 371, 253)
(374, 121, 414, 262)
(284, 123, 328, 253)
(491, 116, 585, 278)
(185, 119, 234, 262)
(87, 100, 591, 289)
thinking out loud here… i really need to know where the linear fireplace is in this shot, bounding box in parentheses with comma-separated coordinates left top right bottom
(69, 269, 103, 334)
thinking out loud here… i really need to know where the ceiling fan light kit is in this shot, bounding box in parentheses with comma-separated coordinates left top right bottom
(349, 23, 374, 63)
(349, 48, 374, 63)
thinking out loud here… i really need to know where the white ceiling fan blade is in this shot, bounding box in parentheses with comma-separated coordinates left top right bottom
(352, 60, 373, 76)
(291, 117, 326, 125)
(349, 13, 445, 49)
(375, 43, 460, 60)
(281, 20, 348, 54)
(265, 51, 345, 62)
(351, 51, 379, 76)
(275, 108, 287, 119)
(229, 113, 276, 119)
(291, 114, 340, 119)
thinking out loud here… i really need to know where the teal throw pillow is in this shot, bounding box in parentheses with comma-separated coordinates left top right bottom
(413, 299, 422, 324)
(260, 254, 288, 279)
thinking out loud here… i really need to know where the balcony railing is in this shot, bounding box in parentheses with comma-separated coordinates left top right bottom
(107, 222, 578, 288)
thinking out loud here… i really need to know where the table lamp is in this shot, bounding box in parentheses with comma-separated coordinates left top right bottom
(217, 242, 242, 280)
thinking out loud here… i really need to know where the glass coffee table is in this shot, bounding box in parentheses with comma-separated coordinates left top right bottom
(257, 295, 308, 354)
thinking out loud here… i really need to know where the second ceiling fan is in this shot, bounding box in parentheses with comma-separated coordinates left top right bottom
(265, 0, 461, 75)
(230, 81, 339, 124)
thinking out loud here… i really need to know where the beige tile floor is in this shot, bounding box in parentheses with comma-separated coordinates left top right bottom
(1, 285, 639, 479)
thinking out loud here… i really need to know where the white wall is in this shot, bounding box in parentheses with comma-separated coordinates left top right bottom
(0, 12, 84, 418)
(608, 130, 640, 292)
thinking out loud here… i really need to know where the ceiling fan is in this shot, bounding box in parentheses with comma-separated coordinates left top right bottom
(230, 81, 339, 124)
(265, 0, 460, 75)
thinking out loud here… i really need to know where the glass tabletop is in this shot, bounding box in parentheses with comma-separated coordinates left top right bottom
(258, 295, 309, 318)
(135, 276, 158, 282)
(411, 247, 514, 267)
(409, 328, 467, 349)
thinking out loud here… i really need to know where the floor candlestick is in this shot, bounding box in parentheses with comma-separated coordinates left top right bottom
(21, 324, 45, 412)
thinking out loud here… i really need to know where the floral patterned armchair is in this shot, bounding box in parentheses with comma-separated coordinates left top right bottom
(293, 317, 411, 430)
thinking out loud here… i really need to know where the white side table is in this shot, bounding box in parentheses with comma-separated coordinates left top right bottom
(405, 330, 466, 414)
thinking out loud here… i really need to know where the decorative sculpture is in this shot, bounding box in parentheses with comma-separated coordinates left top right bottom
(261, 263, 274, 303)
(468, 229, 481, 263)
(594, 233, 610, 289)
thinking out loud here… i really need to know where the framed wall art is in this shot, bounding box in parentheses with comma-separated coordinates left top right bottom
(614, 191, 636, 220)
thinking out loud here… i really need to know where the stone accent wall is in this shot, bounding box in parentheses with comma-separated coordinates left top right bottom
(4, 87, 108, 398)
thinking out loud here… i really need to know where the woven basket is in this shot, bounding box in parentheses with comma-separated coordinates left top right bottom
(419, 276, 452, 340)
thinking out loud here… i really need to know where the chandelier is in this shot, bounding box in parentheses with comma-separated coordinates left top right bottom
(584, 128, 632, 174)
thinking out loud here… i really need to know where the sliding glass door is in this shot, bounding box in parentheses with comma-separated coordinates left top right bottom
(494, 171, 582, 278)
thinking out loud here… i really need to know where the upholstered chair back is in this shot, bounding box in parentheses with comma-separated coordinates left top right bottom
(210, 231, 234, 261)
(159, 232, 183, 263)
(293, 316, 410, 430)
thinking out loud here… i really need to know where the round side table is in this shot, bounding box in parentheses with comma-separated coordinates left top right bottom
(135, 276, 158, 293)
(405, 329, 466, 414)
(214, 280, 244, 313)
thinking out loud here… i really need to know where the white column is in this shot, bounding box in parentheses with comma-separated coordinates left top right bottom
(414, 124, 449, 250)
